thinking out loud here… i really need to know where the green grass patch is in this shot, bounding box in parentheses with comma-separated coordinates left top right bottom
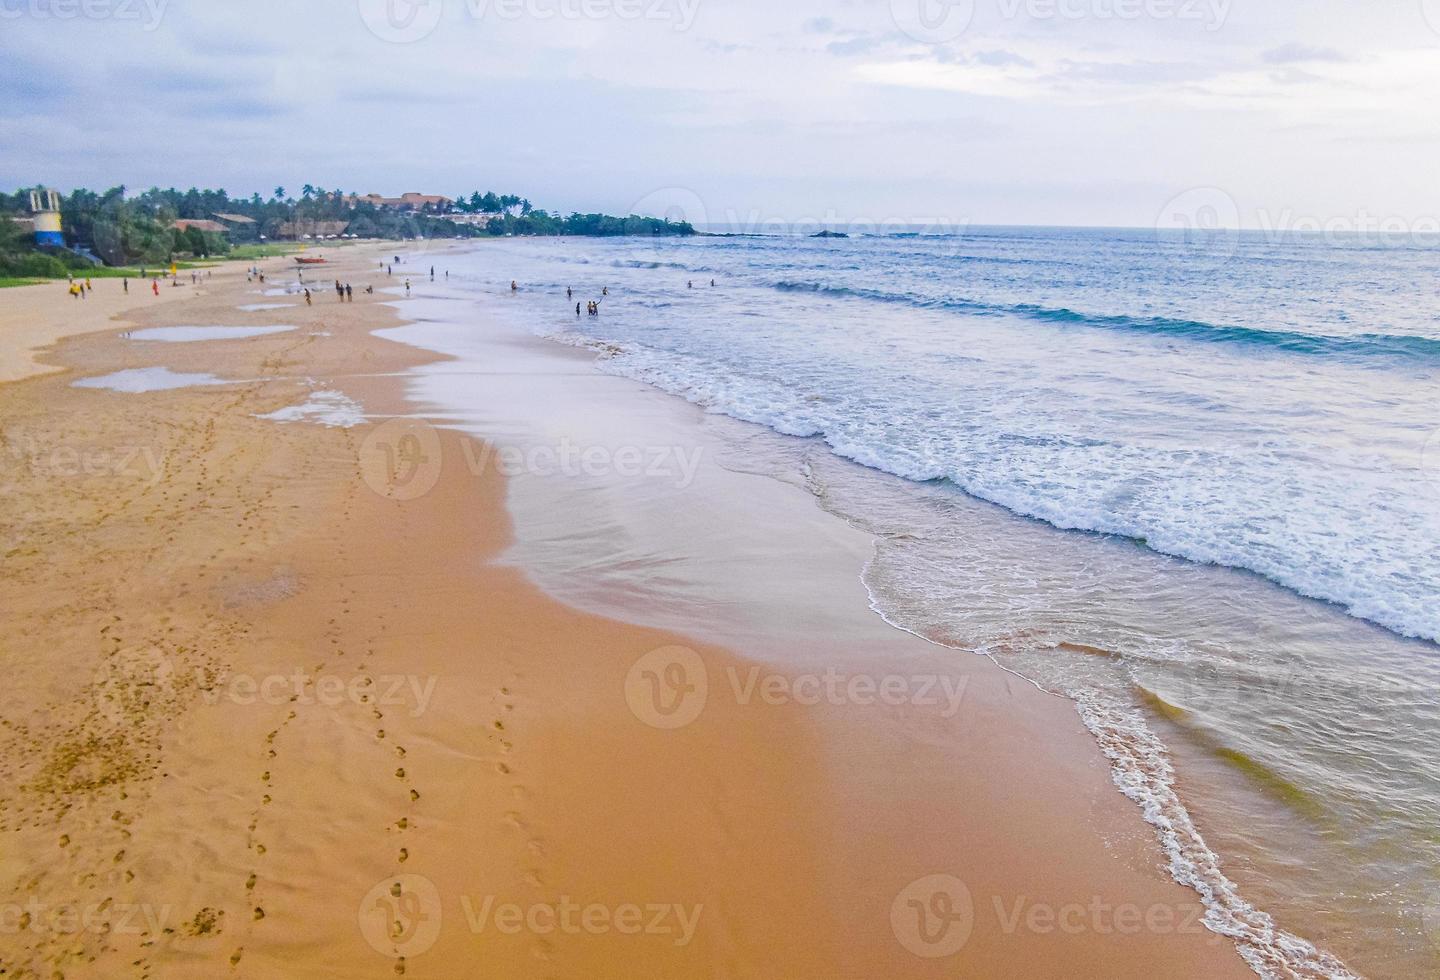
(229, 243, 303, 260)
(0, 277, 43, 288)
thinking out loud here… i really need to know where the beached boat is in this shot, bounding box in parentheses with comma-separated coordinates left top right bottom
(294, 256, 327, 265)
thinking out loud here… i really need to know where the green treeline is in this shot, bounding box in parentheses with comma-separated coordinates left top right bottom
(0, 184, 695, 276)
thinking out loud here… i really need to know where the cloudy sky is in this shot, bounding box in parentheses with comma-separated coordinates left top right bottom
(3, 0, 1438, 229)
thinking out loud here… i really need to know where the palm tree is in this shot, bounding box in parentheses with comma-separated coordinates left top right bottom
(301, 184, 315, 200)
(273, 186, 285, 201)
(520, 198, 532, 216)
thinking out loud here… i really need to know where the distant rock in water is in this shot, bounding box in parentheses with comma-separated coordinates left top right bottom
(811, 230, 849, 238)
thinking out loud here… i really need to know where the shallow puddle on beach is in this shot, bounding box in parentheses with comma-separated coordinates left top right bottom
(124, 325, 295, 342)
(237, 303, 294, 312)
(72, 366, 235, 393)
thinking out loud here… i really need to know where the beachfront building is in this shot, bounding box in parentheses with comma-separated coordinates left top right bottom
(172, 218, 230, 235)
(213, 212, 259, 241)
(361, 192, 454, 212)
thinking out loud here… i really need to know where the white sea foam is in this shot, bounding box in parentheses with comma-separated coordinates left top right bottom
(256, 389, 365, 428)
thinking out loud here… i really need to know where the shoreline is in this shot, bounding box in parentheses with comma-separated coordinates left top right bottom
(0, 243, 1256, 976)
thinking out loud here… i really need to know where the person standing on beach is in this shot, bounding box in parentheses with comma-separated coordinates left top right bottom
(304, 288, 312, 306)
(511, 280, 518, 292)
(345, 284, 353, 301)
(151, 280, 159, 296)
(123, 277, 128, 294)
(567, 286, 573, 299)
(602, 286, 608, 296)
(405, 280, 411, 295)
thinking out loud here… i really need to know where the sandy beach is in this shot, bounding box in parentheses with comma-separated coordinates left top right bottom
(0, 245, 1259, 978)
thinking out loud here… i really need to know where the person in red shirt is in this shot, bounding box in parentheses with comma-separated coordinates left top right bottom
(152, 280, 159, 296)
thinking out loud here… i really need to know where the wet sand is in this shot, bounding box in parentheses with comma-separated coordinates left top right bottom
(0, 248, 1254, 977)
